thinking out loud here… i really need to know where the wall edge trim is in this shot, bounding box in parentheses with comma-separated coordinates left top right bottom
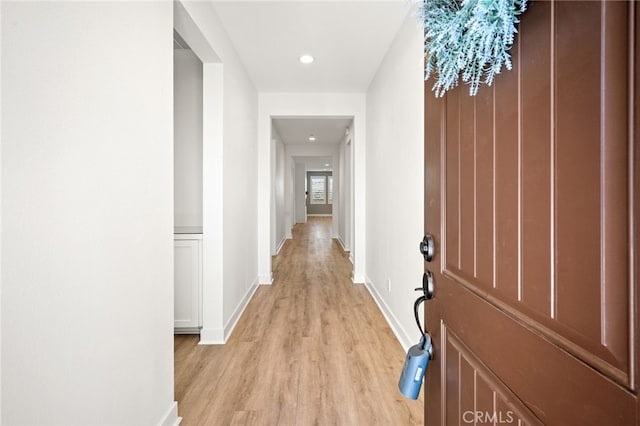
(199, 327, 224, 345)
(159, 401, 181, 426)
(223, 277, 260, 341)
(275, 236, 287, 255)
(363, 276, 413, 352)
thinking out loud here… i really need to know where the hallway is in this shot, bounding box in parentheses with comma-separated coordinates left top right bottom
(175, 217, 423, 425)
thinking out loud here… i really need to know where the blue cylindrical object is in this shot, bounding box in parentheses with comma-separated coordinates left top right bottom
(398, 336, 431, 400)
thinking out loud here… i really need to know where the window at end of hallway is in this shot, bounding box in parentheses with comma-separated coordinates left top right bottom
(310, 176, 327, 204)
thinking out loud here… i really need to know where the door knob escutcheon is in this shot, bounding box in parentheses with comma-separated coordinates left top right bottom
(415, 270, 434, 300)
(420, 234, 435, 262)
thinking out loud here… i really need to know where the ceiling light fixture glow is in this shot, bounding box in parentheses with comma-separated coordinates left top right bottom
(299, 54, 315, 64)
(308, 135, 316, 142)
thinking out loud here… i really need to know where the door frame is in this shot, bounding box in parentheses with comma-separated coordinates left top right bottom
(174, 0, 225, 345)
(257, 95, 366, 284)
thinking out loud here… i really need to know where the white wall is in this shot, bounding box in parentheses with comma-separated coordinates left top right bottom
(178, 1, 259, 343)
(0, 2, 3, 419)
(1, 2, 176, 424)
(338, 124, 353, 252)
(272, 126, 286, 254)
(258, 93, 366, 284)
(294, 162, 307, 224)
(174, 49, 203, 229)
(364, 13, 424, 350)
(174, 0, 224, 345)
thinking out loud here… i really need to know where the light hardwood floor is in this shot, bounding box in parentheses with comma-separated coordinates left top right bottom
(174, 217, 424, 425)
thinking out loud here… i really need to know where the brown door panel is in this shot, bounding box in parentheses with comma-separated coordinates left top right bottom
(440, 0, 631, 387)
(424, 1, 639, 423)
(442, 325, 544, 426)
(430, 277, 637, 425)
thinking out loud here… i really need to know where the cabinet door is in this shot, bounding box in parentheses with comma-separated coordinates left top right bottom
(174, 239, 201, 330)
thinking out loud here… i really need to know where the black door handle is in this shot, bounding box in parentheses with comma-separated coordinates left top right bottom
(415, 270, 434, 300)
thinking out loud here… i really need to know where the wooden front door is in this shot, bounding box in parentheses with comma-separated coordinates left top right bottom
(423, 2, 639, 424)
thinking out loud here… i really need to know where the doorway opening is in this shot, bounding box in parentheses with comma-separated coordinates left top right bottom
(173, 29, 203, 335)
(307, 170, 333, 218)
(173, 0, 225, 345)
(269, 117, 354, 274)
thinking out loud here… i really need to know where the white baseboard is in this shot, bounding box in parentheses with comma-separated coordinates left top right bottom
(349, 252, 354, 265)
(199, 278, 260, 344)
(259, 273, 273, 285)
(335, 236, 349, 252)
(224, 277, 259, 341)
(173, 327, 200, 335)
(159, 401, 181, 426)
(199, 327, 224, 345)
(352, 273, 365, 284)
(364, 276, 412, 352)
(275, 236, 287, 255)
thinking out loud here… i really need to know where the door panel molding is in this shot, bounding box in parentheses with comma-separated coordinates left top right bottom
(439, 0, 635, 389)
(441, 323, 543, 426)
(632, 0, 639, 396)
(442, 267, 630, 387)
(436, 276, 637, 425)
(425, 1, 640, 423)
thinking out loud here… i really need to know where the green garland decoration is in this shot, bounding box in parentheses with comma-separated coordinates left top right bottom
(416, 0, 527, 97)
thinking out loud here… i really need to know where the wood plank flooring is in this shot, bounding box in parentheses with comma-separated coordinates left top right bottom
(174, 217, 424, 425)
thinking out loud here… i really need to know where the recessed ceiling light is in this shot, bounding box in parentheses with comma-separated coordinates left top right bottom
(299, 54, 315, 64)
(324, 163, 330, 167)
(308, 135, 316, 142)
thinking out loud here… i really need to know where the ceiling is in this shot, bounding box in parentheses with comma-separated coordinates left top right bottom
(272, 117, 352, 145)
(208, 1, 413, 161)
(295, 156, 333, 171)
(211, 0, 412, 93)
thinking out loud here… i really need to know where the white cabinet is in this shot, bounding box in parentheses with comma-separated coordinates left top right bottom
(174, 235, 202, 332)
